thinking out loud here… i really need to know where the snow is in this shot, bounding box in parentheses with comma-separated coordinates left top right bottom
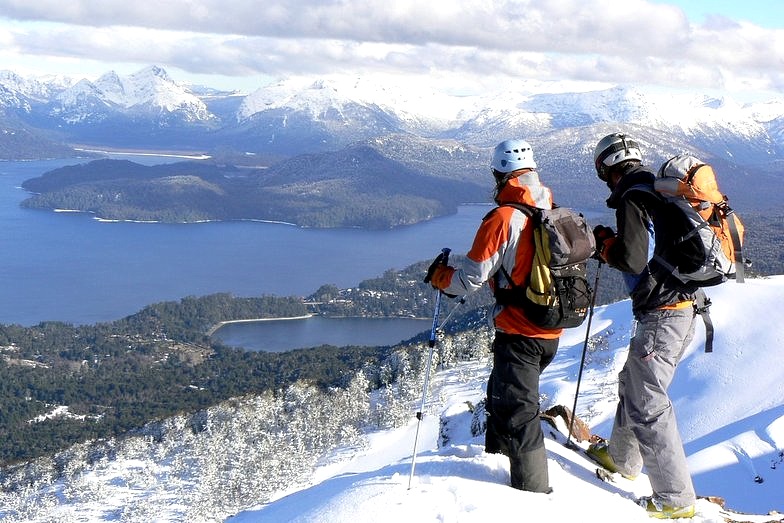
(52, 65, 212, 121)
(230, 276, 784, 523)
(4, 276, 784, 522)
(28, 405, 88, 424)
(235, 77, 777, 140)
(2, 66, 783, 142)
(236, 75, 471, 126)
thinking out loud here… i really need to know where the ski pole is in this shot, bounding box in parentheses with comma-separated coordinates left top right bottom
(408, 248, 450, 489)
(437, 295, 465, 331)
(565, 261, 603, 450)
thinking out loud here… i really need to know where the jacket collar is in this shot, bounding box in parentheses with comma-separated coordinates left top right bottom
(606, 165, 655, 209)
(495, 172, 553, 209)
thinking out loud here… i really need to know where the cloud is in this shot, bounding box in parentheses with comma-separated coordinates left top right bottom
(0, 0, 781, 95)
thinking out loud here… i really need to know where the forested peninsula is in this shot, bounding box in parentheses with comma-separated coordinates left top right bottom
(20, 150, 484, 228)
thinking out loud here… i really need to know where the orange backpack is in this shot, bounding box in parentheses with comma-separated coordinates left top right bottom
(654, 154, 747, 286)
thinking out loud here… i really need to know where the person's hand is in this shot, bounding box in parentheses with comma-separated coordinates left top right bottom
(424, 250, 456, 297)
(593, 225, 614, 242)
(429, 265, 456, 295)
(424, 251, 449, 284)
(592, 225, 616, 262)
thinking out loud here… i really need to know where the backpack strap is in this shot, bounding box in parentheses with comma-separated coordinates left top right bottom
(693, 289, 714, 353)
(497, 264, 518, 290)
(621, 183, 659, 200)
(501, 202, 535, 217)
(720, 202, 745, 283)
(492, 203, 535, 292)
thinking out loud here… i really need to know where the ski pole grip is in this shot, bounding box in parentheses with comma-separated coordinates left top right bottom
(440, 247, 451, 265)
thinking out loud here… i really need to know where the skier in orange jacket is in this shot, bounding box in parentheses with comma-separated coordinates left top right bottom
(427, 139, 561, 493)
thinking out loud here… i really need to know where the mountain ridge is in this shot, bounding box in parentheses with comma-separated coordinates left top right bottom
(1, 65, 783, 165)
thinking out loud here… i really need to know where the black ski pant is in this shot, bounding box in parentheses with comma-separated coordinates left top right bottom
(484, 331, 558, 490)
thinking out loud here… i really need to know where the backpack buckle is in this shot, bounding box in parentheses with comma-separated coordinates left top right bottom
(693, 296, 712, 315)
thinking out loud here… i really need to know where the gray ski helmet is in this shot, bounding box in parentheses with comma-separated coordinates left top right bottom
(491, 139, 536, 173)
(593, 133, 643, 179)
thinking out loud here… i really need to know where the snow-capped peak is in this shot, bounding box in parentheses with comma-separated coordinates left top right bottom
(0, 69, 66, 102)
(236, 74, 472, 127)
(236, 77, 779, 144)
(55, 66, 213, 121)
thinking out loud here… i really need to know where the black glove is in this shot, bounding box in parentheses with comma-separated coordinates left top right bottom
(424, 250, 449, 284)
(593, 225, 615, 242)
(592, 225, 615, 261)
(424, 250, 457, 298)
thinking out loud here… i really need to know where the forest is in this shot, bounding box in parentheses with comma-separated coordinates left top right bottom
(0, 292, 382, 466)
(0, 317, 497, 520)
(1, 235, 779, 467)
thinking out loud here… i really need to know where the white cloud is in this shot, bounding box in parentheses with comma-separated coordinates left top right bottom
(0, 0, 781, 96)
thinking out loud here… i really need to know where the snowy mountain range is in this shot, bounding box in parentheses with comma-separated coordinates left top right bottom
(1, 66, 783, 168)
(4, 275, 782, 522)
(1, 66, 213, 124)
(50, 67, 214, 124)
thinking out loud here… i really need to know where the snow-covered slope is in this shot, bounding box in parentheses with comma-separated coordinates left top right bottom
(232, 275, 784, 522)
(3, 276, 783, 522)
(234, 77, 782, 163)
(236, 75, 469, 132)
(0, 70, 69, 103)
(238, 79, 776, 141)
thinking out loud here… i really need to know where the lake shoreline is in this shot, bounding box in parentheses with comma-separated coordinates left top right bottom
(208, 314, 433, 336)
(207, 315, 314, 335)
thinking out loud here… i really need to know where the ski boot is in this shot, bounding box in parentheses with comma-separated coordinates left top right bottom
(586, 438, 637, 481)
(638, 496, 695, 519)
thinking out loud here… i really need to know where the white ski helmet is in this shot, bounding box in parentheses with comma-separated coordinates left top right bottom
(593, 133, 643, 179)
(491, 139, 536, 173)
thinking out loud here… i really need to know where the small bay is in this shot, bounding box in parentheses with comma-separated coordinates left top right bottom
(212, 316, 433, 352)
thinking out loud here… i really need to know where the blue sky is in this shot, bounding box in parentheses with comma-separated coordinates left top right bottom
(662, 0, 783, 28)
(0, 0, 781, 100)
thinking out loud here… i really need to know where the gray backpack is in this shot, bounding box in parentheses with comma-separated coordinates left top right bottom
(494, 204, 596, 329)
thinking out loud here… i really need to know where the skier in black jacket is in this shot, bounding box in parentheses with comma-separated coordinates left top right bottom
(587, 133, 698, 519)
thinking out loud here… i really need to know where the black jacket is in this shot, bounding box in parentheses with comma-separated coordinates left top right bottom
(604, 165, 696, 316)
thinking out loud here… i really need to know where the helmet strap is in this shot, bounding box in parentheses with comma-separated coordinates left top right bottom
(597, 164, 608, 182)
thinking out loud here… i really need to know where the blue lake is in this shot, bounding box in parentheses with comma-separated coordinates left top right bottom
(212, 316, 434, 352)
(0, 155, 487, 348)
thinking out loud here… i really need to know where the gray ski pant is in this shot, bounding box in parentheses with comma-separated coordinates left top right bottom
(608, 307, 697, 507)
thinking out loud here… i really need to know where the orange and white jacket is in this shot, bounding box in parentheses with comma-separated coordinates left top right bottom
(440, 173, 562, 339)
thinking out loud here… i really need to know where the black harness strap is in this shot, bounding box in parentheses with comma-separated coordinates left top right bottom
(693, 289, 714, 353)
